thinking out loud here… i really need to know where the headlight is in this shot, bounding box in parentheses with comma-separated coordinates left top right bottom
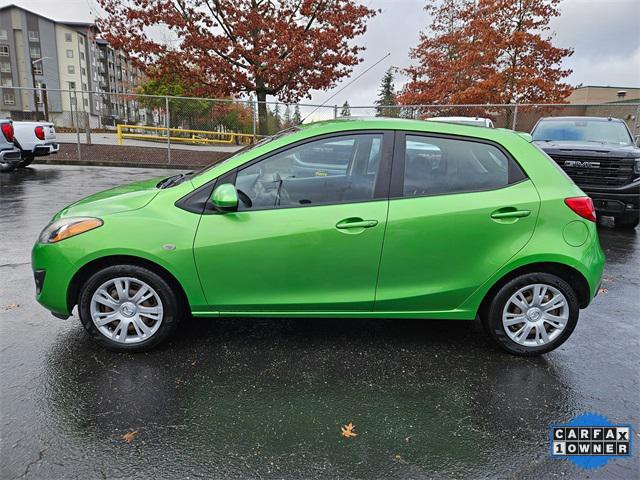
(38, 217, 103, 244)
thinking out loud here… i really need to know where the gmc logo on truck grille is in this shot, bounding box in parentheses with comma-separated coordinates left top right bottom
(563, 160, 601, 169)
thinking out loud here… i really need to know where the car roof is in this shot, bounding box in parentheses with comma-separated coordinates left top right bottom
(537, 116, 625, 123)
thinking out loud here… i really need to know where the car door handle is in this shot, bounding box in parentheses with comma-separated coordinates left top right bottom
(490, 209, 531, 219)
(335, 218, 379, 229)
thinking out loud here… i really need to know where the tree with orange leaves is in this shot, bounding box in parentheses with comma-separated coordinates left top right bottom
(97, 0, 377, 134)
(398, 0, 573, 108)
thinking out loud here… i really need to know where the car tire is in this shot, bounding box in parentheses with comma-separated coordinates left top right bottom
(0, 161, 17, 173)
(482, 273, 579, 356)
(18, 155, 34, 168)
(614, 214, 639, 230)
(78, 265, 183, 352)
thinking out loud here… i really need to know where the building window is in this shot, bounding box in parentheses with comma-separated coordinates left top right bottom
(79, 36, 84, 44)
(0, 45, 9, 56)
(29, 46, 41, 58)
(0, 30, 7, 41)
(3, 91, 15, 105)
(0, 62, 10, 73)
(81, 67, 86, 76)
(84, 98, 88, 106)
(65, 33, 72, 42)
(2, 77, 13, 87)
(33, 63, 43, 75)
(66, 49, 73, 58)
(28, 31, 40, 42)
(67, 65, 75, 74)
(68, 81, 76, 90)
(80, 52, 85, 61)
(82, 83, 87, 90)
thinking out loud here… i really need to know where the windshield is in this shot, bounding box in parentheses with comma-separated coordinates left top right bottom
(532, 119, 633, 145)
(191, 127, 300, 177)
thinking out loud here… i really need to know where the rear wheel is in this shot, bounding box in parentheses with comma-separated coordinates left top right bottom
(614, 213, 639, 230)
(78, 265, 183, 352)
(0, 161, 17, 173)
(482, 273, 579, 356)
(18, 155, 34, 168)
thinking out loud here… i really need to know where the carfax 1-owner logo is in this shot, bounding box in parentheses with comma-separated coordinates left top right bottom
(550, 413, 633, 469)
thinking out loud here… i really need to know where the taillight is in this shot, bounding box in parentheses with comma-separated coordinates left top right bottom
(34, 126, 45, 140)
(565, 197, 596, 222)
(1, 122, 13, 142)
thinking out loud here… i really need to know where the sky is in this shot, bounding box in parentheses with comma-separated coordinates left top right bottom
(3, 0, 639, 107)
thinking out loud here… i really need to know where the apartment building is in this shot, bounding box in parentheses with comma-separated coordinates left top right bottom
(0, 4, 144, 127)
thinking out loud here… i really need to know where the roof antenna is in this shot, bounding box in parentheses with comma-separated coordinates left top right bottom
(299, 52, 391, 125)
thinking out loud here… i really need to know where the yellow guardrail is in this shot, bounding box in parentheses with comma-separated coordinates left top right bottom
(117, 124, 256, 146)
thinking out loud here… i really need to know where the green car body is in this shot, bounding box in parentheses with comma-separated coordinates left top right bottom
(32, 118, 605, 354)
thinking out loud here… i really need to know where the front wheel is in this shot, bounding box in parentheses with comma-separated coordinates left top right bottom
(78, 265, 183, 352)
(482, 273, 579, 356)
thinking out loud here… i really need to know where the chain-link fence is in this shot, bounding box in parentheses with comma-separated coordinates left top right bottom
(2, 86, 639, 169)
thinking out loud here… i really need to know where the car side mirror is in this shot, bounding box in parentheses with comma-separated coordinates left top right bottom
(210, 183, 239, 212)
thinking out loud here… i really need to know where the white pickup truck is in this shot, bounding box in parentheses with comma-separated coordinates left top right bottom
(12, 121, 59, 168)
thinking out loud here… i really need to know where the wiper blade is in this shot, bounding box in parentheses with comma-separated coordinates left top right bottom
(158, 171, 193, 189)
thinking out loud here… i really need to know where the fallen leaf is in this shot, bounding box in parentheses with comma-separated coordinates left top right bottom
(341, 422, 358, 438)
(393, 454, 407, 464)
(121, 430, 138, 444)
(2, 303, 19, 311)
(598, 288, 608, 294)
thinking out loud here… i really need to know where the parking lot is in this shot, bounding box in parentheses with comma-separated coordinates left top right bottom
(1, 165, 638, 479)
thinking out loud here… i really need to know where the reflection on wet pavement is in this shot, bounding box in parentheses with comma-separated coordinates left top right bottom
(1, 166, 638, 479)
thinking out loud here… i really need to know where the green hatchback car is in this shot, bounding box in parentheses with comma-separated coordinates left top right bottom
(32, 118, 605, 355)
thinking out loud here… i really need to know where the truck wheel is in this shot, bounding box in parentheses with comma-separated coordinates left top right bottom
(78, 265, 184, 352)
(614, 214, 639, 230)
(18, 155, 34, 168)
(482, 273, 579, 356)
(0, 161, 17, 173)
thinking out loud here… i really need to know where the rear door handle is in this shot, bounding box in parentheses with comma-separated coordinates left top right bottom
(336, 218, 379, 229)
(490, 209, 531, 219)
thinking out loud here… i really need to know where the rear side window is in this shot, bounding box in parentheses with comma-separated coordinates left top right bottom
(402, 135, 525, 197)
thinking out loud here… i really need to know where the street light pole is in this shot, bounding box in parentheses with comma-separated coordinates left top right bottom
(30, 57, 50, 121)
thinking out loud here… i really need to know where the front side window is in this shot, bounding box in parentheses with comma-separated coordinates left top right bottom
(402, 135, 523, 197)
(234, 133, 383, 211)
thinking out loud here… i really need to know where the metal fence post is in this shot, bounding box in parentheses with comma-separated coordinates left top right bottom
(165, 95, 171, 165)
(252, 97, 257, 142)
(334, 105, 338, 119)
(512, 103, 519, 130)
(70, 89, 81, 162)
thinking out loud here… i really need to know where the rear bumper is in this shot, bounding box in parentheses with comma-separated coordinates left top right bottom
(583, 180, 640, 216)
(0, 147, 22, 165)
(33, 142, 59, 157)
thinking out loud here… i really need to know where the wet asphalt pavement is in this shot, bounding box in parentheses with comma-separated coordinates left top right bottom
(1, 165, 638, 479)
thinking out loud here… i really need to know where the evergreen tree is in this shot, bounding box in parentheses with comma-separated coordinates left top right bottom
(375, 68, 397, 117)
(283, 104, 292, 127)
(340, 100, 351, 117)
(293, 104, 302, 125)
(272, 103, 283, 131)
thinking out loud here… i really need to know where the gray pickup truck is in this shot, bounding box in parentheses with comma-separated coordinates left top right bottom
(0, 119, 22, 173)
(531, 116, 640, 229)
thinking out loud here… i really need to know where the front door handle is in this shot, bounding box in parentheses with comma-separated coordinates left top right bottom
(491, 209, 531, 219)
(336, 218, 379, 229)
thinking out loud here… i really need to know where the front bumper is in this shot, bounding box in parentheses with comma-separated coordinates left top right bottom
(0, 147, 22, 165)
(31, 242, 78, 317)
(583, 180, 640, 216)
(34, 142, 60, 157)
